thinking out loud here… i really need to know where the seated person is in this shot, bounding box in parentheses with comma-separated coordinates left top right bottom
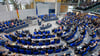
(0, 37, 5, 46)
(98, 51, 100, 56)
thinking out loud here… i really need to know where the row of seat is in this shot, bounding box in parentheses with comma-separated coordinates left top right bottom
(34, 30, 51, 35)
(4, 44, 68, 55)
(68, 30, 86, 47)
(14, 33, 56, 39)
(0, 19, 28, 33)
(14, 31, 56, 39)
(4, 34, 60, 46)
(4, 24, 28, 33)
(86, 15, 98, 20)
(76, 40, 98, 56)
(61, 27, 77, 41)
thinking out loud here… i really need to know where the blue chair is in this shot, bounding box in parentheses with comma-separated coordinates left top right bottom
(40, 50, 46, 54)
(8, 47, 13, 52)
(45, 42, 50, 45)
(56, 40, 60, 44)
(47, 35, 51, 38)
(0, 43, 2, 46)
(26, 50, 32, 54)
(8, 36, 14, 41)
(55, 49, 61, 53)
(17, 39, 20, 43)
(37, 36, 40, 39)
(93, 34, 96, 38)
(52, 35, 55, 38)
(19, 35, 23, 37)
(13, 25, 16, 27)
(32, 43, 36, 46)
(69, 42, 75, 46)
(19, 49, 25, 54)
(17, 24, 19, 26)
(33, 51, 39, 55)
(48, 49, 53, 54)
(54, 29, 57, 33)
(51, 40, 55, 44)
(60, 33, 63, 36)
(96, 39, 100, 42)
(23, 22, 25, 24)
(38, 32, 41, 35)
(42, 36, 46, 39)
(58, 29, 61, 31)
(64, 32, 67, 35)
(13, 48, 19, 53)
(38, 42, 43, 46)
(21, 40, 26, 45)
(4, 45, 8, 49)
(76, 40, 83, 46)
(47, 31, 50, 34)
(34, 32, 37, 35)
(4, 35, 8, 38)
(43, 31, 46, 34)
(32, 36, 36, 39)
(27, 41, 31, 45)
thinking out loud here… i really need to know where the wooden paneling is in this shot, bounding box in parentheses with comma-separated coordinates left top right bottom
(60, 5, 68, 12)
(57, 0, 61, 2)
(31, 2, 34, 9)
(46, 0, 56, 2)
(35, 0, 56, 2)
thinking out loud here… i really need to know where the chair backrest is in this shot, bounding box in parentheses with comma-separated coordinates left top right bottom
(37, 36, 40, 39)
(26, 50, 32, 54)
(34, 32, 37, 35)
(27, 41, 31, 45)
(47, 31, 50, 34)
(19, 49, 25, 54)
(21, 40, 26, 44)
(51, 40, 55, 44)
(33, 51, 39, 55)
(56, 40, 60, 43)
(13, 48, 19, 52)
(39, 42, 43, 46)
(45, 42, 50, 45)
(17, 39, 20, 43)
(47, 35, 51, 38)
(38, 32, 41, 35)
(43, 31, 46, 34)
(40, 50, 45, 54)
(8, 47, 13, 51)
(48, 49, 53, 54)
(32, 36, 36, 39)
(42, 36, 46, 39)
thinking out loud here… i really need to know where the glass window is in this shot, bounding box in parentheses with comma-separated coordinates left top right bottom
(8, 0, 14, 3)
(9, 4, 15, 11)
(0, 0, 3, 2)
(68, 6, 74, 12)
(8, 0, 35, 11)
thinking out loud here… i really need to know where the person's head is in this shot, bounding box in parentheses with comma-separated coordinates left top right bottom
(54, 54, 57, 56)
(34, 29, 37, 31)
(84, 48, 86, 51)
(45, 53, 48, 56)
